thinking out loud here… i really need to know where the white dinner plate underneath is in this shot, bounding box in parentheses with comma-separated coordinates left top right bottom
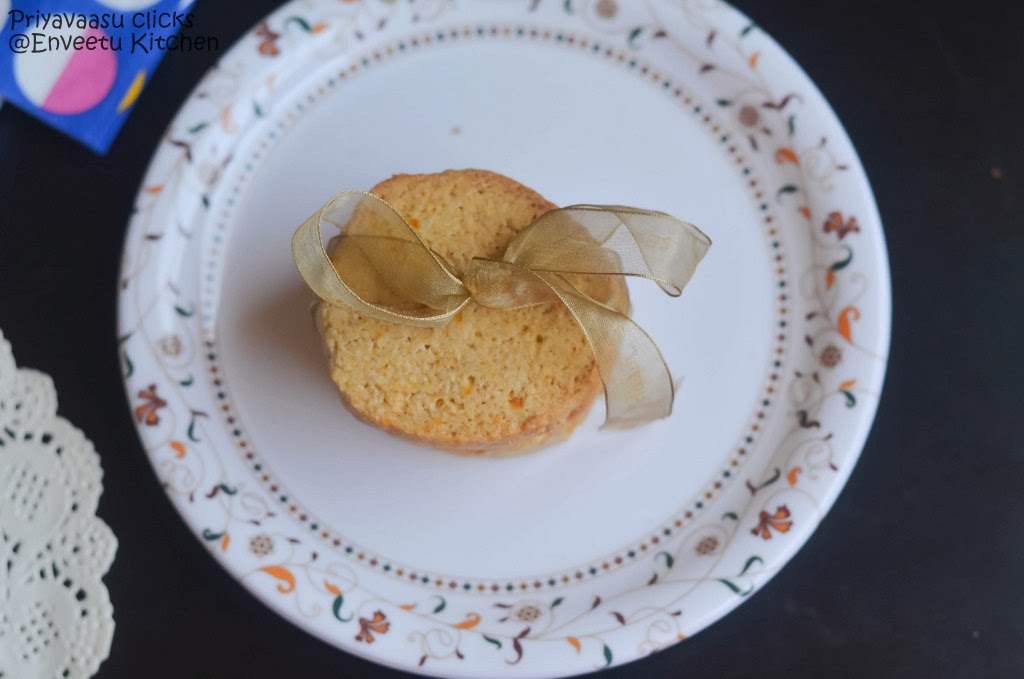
(118, 1, 890, 676)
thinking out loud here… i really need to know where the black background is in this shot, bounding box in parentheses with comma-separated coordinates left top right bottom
(1, 1, 1022, 677)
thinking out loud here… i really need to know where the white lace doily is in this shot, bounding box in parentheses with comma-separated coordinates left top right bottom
(0, 331, 116, 679)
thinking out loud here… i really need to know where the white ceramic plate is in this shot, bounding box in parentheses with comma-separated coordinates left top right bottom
(118, 1, 890, 676)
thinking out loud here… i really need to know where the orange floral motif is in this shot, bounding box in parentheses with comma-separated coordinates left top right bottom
(824, 211, 860, 239)
(454, 612, 481, 630)
(259, 566, 295, 593)
(787, 467, 803, 486)
(355, 611, 390, 643)
(135, 384, 166, 425)
(751, 505, 792, 539)
(774, 148, 799, 165)
(838, 306, 861, 343)
(255, 21, 281, 56)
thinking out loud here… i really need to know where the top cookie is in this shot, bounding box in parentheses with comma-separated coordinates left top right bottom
(316, 169, 628, 455)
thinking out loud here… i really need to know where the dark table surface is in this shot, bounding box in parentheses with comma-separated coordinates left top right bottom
(2, 1, 1022, 677)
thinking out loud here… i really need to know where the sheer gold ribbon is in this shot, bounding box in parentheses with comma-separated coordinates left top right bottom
(292, 191, 711, 428)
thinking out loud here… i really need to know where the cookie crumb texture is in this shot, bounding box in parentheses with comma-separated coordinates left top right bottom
(317, 170, 627, 455)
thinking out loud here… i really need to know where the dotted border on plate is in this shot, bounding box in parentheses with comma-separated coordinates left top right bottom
(200, 23, 790, 594)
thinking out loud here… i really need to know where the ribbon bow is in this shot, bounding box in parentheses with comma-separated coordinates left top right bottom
(292, 191, 710, 428)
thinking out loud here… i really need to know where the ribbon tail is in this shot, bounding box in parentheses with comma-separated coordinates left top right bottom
(540, 274, 675, 429)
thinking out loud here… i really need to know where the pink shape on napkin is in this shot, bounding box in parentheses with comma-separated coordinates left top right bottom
(43, 28, 118, 115)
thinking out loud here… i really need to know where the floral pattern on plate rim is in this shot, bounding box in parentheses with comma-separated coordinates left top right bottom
(117, 0, 889, 675)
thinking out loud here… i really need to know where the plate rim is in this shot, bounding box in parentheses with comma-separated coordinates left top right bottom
(117, 1, 891, 675)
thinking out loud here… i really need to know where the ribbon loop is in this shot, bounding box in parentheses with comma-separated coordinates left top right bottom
(293, 191, 470, 326)
(292, 190, 710, 428)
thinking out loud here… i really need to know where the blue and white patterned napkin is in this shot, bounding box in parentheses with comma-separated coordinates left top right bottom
(0, 0, 200, 153)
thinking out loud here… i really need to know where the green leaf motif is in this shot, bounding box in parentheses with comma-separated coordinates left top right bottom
(551, 597, 564, 608)
(563, 0, 573, 13)
(483, 635, 502, 649)
(174, 304, 194, 317)
(202, 529, 224, 541)
(829, 246, 854, 272)
(723, 511, 739, 521)
(602, 644, 613, 667)
(187, 410, 208, 442)
(656, 551, 674, 569)
(717, 578, 754, 596)
(749, 467, 782, 493)
(740, 23, 756, 37)
(219, 484, 238, 496)
(433, 597, 447, 614)
(776, 184, 799, 202)
(332, 595, 353, 622)
(843, 391, 857, 408)
(254, 101, 264, 118)
(188, 121, 209, 134)
(121, 350, 134, 378)
(287, 16, 312, 32)
(739, 555, 764, 576)
(180, 375, 194, 387)
(716, 98, 732, 107)
(627, 26, 643, 46)
(201, 194, 210, 209)
(788, 115, 796, 136)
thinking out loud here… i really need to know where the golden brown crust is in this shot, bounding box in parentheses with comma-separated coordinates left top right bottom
(316, 169, 627, 455)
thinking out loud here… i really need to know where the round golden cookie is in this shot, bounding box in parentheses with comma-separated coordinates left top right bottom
(316, 169, 628, 455)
